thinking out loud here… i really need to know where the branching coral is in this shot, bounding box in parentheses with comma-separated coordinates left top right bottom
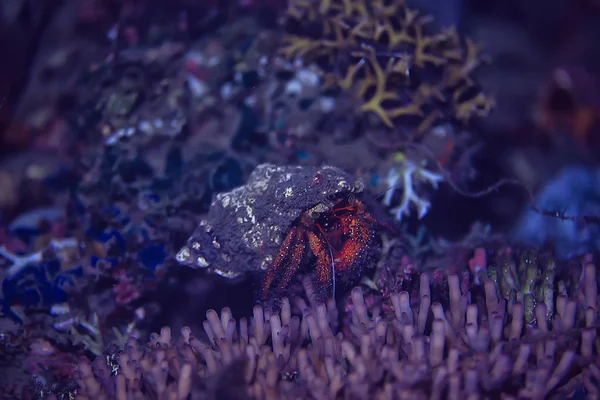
(382, 159, 444, 220)
(0, 238, 78, 278)
(75, 257, 599, 399)
(52, 304, 138, 358)
(279, 0, 495, 130)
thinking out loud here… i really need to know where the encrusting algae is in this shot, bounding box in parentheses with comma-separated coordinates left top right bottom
(279, 0, 495, 131)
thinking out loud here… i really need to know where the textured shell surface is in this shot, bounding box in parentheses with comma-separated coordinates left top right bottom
(176, 163, 364, 278)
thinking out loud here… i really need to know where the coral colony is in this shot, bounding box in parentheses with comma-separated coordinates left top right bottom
(0, 0, 599, 399)
(76, 265, 599, 399)
(279, 0, 494, 130)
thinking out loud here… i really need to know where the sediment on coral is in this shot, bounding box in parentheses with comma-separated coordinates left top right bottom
(74, 260, 600, 400)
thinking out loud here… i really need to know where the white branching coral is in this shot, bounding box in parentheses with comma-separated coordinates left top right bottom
(0, 238, 78, 278)
(0, 245, 44, 278)
(383, 160, 445, 220)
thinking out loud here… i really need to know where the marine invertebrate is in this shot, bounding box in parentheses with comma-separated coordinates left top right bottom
(0, 237, 88, 321)
(0, 238, 78, 278)
(75, 256, 599, 399)
(176, 164, 378, 293)
(487, 248, 598, 329)
(382, 158, 444, 220)
(279, 0, 495, 130)
(261, 196, 379, 298)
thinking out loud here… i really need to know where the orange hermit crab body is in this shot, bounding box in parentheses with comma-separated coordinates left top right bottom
(262, 195, 379, 298)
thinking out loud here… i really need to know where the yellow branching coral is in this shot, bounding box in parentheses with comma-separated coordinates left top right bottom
(280, 0, 495, 130)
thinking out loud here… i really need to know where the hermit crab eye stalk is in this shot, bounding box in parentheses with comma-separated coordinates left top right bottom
(310, 210, 323, 220)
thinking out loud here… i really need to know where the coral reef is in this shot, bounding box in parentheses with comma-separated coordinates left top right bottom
(279, 0, 495, 130)
(75, 255, 600, 399)
(3, 1, 600, 399)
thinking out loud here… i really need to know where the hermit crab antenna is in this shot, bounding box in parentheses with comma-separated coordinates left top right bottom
(327, 242, 336, 299)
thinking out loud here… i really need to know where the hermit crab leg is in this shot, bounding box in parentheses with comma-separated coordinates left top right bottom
(307, 230, 336, 298)
(276, 234, 307, 294)
(334, 215, 374, 271)
(262, 227, 298, 298)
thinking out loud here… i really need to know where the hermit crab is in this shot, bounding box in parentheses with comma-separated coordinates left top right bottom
(176, 163, 383, 298)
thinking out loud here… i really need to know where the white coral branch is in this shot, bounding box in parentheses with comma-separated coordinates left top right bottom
(0, 238, 78, 278)
(0, 245, 43, 278)
(383, 161, 444, 221)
